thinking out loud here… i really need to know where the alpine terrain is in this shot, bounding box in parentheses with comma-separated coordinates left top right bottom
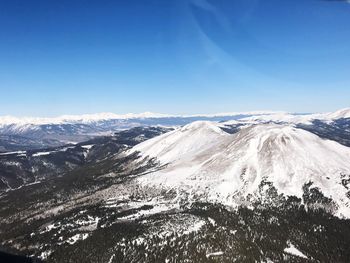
(0, 108, 350, 262)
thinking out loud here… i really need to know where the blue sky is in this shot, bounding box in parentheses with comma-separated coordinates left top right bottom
(1, 0, 350, 116)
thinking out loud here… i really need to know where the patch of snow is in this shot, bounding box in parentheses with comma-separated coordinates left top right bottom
(3, 161, 21, 166)
(81, 144, 94, 149)
(208, 217, 216, 226)
(66, 233, 89, 245)
(0, 151, 26, 156)
(32, 151, 55, 157)
(118, 203, 174, 221)
(206, 251, 224, 258)
(284, 243, 308, 259)
(26, 181, 41, 186)
(40, 222, 61, 233)
(108, 254, 115, 263)
(183, 220, 206, 235)
(39, 250, 52, 260)
(75, 215, 99, 231)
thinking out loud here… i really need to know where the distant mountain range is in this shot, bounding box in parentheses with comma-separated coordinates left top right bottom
(1, 108, 349, 152)
(0, 111, 280, 125)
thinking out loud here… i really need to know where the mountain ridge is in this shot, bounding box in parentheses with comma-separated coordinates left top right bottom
(0, 111, 282, 126)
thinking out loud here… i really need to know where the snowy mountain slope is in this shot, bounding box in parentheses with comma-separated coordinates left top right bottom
(130, 122, 350, 218)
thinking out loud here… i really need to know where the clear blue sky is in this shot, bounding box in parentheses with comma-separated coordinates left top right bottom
(1, 0, 350, 116)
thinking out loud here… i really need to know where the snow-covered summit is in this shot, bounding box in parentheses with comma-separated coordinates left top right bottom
(131, 121, 229, 164)
(132, 122, 350, 218)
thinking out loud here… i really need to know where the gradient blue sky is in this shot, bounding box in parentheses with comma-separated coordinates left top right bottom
(1, 0, 350, 116)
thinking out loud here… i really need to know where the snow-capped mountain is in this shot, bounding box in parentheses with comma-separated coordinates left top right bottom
(130, 121, 350, 218)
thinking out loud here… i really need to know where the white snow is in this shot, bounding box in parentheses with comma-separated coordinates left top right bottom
(284, 243, 308, 259)
(131, 121, 350, 218)
(39, 250, 52, 260)
(0, 151, 26, 156)
(118, 203, 174, 221)
(81, 144, 94, 149)
(74, 215, 100, 230)
(26, 181, 41, 186)
(31, 147, 74, 157)
(66, 233, 89, 245)
(32, 151, 55, 157)
(182, 220, 206, 234)
(208, 217, 216, 226)
(206, 251, 224, 258)
(3, 161, 21, 166)
(40, 222, 61, 234)
(108, 254, 115, 263)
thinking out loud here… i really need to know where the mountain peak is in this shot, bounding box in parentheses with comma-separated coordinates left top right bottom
(132, 123, 350, 218)
(131, 121, 230, 164)
(180, 121, 224, 133)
